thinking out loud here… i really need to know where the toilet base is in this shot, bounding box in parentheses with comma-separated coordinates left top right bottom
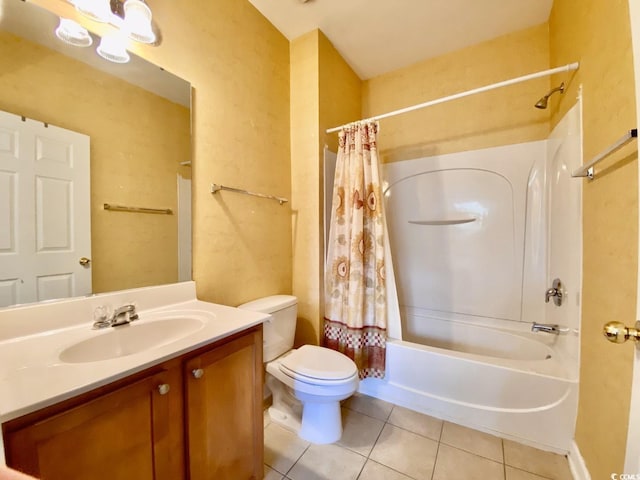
(266, 371, 348, 444)
(268, 405, 301, 433)
(299, 401, 342, 444)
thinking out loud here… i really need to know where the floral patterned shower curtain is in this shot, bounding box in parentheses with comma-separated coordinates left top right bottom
(323, 122, 387, 379)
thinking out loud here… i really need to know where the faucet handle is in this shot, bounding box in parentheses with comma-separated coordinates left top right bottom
(545, 278, 564, 306)
(92, 305, 111, 329)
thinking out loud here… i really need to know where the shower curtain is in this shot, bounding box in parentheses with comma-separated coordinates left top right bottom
(323, 122, 387, 379)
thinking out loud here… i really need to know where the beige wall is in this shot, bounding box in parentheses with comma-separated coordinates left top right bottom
(290, 31, 321, 345)
(290, 30, 362, 345)
(0, 30, 189, 294)
(550, 0, 638, 477)
(363, 24, 551, 162)
(33, 0, 292, 307)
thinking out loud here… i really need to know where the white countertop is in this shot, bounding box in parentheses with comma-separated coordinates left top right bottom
(0, 282, 269, 424)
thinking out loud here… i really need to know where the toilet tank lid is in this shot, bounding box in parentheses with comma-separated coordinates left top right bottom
(237, 295, 297, 313)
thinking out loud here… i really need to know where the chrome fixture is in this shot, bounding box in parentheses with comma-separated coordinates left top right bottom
(93, 304, 139, 329)
(534, 82, 565, 109)
(211, 183, 289, 205)
(531, 323, 569, 335)
(545, 278, 564, 306)
(572, 129, 638, 180)
(603, 321, 640, 344)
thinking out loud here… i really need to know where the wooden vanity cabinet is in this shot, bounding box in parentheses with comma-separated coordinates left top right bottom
(4, 367, 184, 480)
(185, 327, 264, 480)
(3, 325, 263, 480)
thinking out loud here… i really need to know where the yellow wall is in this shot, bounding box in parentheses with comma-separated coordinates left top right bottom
(290, 31, 321, 345)
(32, 0, 292, 306)
(363, 24, 551, 162)
(290, 30, 362, 345)
(550, 0, 638, 477)
(319, 33, 363, 154)
(0, 30, 189, 293)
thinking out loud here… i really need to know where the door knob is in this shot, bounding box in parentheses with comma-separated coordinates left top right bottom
(157, 384, 170, 395)
(79, 257, 91, 266)
(192, 368, 204, 379)
(603, 321, 640, 344)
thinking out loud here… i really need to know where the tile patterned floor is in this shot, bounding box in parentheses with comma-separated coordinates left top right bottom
(263, 393, 573, 480)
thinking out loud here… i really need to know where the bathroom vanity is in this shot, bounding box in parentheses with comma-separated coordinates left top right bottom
(0, 282, 268, 480)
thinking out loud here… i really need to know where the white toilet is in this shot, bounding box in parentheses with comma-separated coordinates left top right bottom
(238, 295, 359, 444)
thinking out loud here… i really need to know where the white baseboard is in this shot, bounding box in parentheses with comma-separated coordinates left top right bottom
(568, 441, 590, 480)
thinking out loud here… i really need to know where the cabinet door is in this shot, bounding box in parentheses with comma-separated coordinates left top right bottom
(185, 328, 263, 480)
(5, 369, 183, 480)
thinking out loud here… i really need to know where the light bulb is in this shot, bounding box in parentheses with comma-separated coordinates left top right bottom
(55, 18, 93, 47)
(123, 0, 156, 44)
(96, 33, 130, 63)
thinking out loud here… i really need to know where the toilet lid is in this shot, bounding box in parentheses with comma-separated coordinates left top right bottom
(279, 345, 358, 381)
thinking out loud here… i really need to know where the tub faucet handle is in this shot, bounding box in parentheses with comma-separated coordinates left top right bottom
(545, 278, 563, 306)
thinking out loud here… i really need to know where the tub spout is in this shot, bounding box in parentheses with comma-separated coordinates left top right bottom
(531, 323, 569, 335)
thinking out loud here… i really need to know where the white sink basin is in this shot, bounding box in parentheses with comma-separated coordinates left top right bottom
(59, 316, 206, 363)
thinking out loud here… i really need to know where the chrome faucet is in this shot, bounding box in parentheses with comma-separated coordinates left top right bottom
(93, 304, 139, 329)
(111, 304, 139, 326)
(531, 322, 569, 335)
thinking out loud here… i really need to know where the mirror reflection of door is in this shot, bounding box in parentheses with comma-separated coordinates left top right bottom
(177, 173, 192, 283)
(0, 110, 91, 307)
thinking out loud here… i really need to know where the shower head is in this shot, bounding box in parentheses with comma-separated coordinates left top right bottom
(534, 82, 565, 109)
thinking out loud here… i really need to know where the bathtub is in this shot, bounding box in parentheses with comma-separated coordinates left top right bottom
(359, 312, 578, 453)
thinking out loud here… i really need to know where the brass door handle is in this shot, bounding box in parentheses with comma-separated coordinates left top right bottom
(603, 321, 640, 344)
(79, 257, 91, 266)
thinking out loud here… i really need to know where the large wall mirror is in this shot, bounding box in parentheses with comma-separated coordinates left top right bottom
(0, 0, 192, 308)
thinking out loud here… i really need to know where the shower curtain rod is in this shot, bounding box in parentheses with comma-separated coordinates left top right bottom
(326, 62, 580, 133)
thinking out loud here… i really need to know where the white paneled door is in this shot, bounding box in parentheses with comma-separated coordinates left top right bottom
(0, 111, 90, 307)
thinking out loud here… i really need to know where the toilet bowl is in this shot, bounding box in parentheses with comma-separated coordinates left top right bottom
(238, 295, 359, 444)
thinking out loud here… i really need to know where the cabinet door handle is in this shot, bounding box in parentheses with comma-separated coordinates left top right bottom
(192, 368, 204, 379)
(157, 384, 170, 395)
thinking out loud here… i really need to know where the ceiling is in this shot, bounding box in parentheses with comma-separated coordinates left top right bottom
(247, 0, 553, 80)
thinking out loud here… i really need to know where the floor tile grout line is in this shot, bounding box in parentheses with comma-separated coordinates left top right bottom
(359, 458, 421, 480)
(438, 438, 505, 464)
(384, 419, 443, 443)
(430, 438, 442, 480)
(343, 403, 395, 423)
(367, 415, 389, 459)
(426, 420, 445, 480)
(506, 465, 556, 480)
(283, 442, 311, 478)
(502, 439, 507, 480)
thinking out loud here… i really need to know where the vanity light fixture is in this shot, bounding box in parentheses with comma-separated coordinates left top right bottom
(59, 0, 158, 64)
(55, 18, 93, 47)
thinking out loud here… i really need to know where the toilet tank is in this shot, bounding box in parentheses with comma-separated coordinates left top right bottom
(238, 295, 297, 362)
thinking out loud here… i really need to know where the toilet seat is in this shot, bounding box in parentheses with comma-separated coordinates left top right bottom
(279, 345, 358, 383)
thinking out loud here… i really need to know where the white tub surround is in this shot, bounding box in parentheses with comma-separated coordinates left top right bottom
(368, 101, 583, 453)
(0, 281, 269, 423)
